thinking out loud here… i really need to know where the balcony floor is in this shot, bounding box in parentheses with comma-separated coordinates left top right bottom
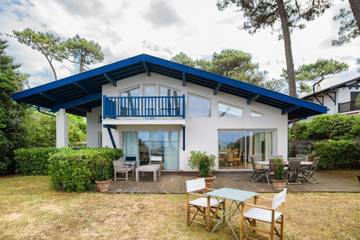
(109, 170, 360, 193)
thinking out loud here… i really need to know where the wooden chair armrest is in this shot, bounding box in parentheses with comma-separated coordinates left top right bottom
(187, 192, 208, 198)
(244, 203, 274, 211)
(256, 196, 273, 202)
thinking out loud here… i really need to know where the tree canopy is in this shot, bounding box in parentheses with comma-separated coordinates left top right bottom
(11, 28, 63, 80)
(0, 39, 27, 174)
(216, 0, 333, 97)
(172, 49, 266, 86)
(61, 34, 104, 72)
(295, 59, 349, 81)
(10, 29, 104, 79)
(333, 7, 360, 46)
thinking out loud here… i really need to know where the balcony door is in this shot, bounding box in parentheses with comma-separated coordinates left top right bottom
(123, 130, 179, 170)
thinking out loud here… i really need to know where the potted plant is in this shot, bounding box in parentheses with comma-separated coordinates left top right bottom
(272, 158, 286, 191)
(188, 151, 216, 188)
(94, 158, 112, 192)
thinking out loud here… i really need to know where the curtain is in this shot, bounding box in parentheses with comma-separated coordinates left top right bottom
(164, 131, 179, 170)
(265, 132, 272, 160)
(123, 132, 139, 166)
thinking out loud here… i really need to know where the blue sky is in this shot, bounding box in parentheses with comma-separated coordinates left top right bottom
(0, 0, 359, 88)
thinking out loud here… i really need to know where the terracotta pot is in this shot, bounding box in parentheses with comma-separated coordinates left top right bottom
(197, 175, 216, 188)
(272, 179, 286, 191)
(95, 179, 112, 192)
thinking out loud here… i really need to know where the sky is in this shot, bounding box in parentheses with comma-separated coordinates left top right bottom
(0, 0, 359, 89)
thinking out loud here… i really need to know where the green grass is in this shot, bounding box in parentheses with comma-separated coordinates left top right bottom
(0, 176, 359, 240)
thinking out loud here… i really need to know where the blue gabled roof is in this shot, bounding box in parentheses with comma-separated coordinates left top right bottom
(12, 54, 327, 119)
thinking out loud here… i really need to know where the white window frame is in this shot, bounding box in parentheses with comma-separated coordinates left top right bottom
(217, 102, 243, 118)
(187, 93, 211, 118)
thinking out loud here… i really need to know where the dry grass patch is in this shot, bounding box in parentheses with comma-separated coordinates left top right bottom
(0, 176, 359, 240)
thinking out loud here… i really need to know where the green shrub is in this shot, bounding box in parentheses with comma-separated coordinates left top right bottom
(48, 148, 122, 192)
(188, 151, 215, 177)
(314, 140, 360, 170)
(14, 147, 59, 175)
(290, 114, 360, 141)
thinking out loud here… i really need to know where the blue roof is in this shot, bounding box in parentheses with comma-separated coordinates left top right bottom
(12, 54, 327, 119)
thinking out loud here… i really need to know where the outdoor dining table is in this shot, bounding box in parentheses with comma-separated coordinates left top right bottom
(206, 188, 257, 240)
(256, 160, 313, 166)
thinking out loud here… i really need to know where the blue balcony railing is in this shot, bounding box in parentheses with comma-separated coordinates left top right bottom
(103, 95, 185, 119)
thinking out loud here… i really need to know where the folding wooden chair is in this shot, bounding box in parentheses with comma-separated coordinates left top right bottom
(242, 188, 287, 240)
(185, 178, 224, 231)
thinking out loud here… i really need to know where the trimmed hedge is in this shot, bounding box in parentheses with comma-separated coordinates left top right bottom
(289, 114, 360, 141)
(14, 147, 59, 175)
(314, 140, 360, 170)
(48, 148, 122, 192)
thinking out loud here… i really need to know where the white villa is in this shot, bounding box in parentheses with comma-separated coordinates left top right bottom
(12, 54, 326, 171)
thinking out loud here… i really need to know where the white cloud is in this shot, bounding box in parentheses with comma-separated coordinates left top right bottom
(0, 0, 359, 88)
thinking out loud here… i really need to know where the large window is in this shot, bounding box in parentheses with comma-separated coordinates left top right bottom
(123, 131, 179, 170)
(188, 94, 211, 117)
(160, 86, 179, 97)
(143, 85, 156, 96)
(218, 130, 274, 169)
(218, 103, 243, 118)
(120, 87, 140, 97)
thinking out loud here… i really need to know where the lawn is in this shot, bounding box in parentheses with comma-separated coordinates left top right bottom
(0, 176, 359, 240)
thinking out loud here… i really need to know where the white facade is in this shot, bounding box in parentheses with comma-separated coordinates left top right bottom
(304, 86, 360, 115)
(86, 73, 288, 171)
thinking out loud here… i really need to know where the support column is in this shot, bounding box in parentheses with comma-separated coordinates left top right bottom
(56, 108, 69, 148)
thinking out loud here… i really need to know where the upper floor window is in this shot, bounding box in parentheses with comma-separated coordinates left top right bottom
(143, 85, 156, 96)
(218, 102, 243, 118)
(160, 85, 179, 97)
(120, 87, 140, 97)
(188, 94, 211, 117)
(251, 111, 263, 117)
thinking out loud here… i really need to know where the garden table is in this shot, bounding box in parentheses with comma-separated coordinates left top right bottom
(206, 188, 257, 240)
(256, 160, 312, 166)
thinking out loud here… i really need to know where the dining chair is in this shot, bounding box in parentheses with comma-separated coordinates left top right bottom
(185, 178, 224, 231)
(249, 156, 270, 184)
(287, 158, 302, 184)
(300, 157, 320, 184)
(150, 155, 163, 174)
(242, 188, 287, 240)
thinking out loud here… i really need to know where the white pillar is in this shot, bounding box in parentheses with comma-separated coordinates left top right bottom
(56, 109, 69, 148)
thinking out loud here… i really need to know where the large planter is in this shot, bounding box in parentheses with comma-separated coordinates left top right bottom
(197, 175, 216, 188)
(272, 179, 286, 191)
(95, 179, 112, 192)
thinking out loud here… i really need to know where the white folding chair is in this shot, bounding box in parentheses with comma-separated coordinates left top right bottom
(242, 188, 287, 240)
(185, 178, 224, 231)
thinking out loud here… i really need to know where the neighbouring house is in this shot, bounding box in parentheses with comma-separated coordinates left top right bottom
(11, 54, 326, 171)
(302, 73, 360, 115)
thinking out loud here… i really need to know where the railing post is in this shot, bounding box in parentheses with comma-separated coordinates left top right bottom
(182, 95, 186, 119)
(102, 95, 107, 119)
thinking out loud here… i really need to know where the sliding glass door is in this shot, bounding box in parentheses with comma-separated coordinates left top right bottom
(123, 130, 179, 170)
(218, 130, 274, 169)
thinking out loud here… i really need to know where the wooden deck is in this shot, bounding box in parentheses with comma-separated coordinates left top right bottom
(109, 170, 360, 193)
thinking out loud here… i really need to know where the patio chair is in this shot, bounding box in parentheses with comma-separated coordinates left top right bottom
(242, 188, 287, 240)
(250, 156, 270, 184)
(113, 160, 134, 181)
(287, 157, 302, 184)
(300, 157, 320, 184)
(150, 155, 163, 174)
(186, 178, 224, 231)
(296, 154, 308, 161)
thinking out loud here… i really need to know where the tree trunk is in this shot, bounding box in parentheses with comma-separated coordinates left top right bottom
(276, 0, 297, 97)
(349, 0, 360, 31)
(79, 55, 85, 72)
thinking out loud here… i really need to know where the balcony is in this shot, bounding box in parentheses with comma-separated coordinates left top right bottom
(338, 101, 360, 113)
(103, 95, 185, 119)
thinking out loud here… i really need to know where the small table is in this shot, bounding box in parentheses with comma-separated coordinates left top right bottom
(135, 164, 161, 182)
(206, 188, 257, 240)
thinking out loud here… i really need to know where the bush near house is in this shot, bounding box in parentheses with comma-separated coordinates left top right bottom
(289, 114, 360, 170)
(14, 147, 59, 175)
(314, 140, 360, 170)
(48, 148, 122, 192)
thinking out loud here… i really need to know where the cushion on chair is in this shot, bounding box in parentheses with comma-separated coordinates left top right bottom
(244, 207, 282, 223)
(189, 197, 222, 208)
